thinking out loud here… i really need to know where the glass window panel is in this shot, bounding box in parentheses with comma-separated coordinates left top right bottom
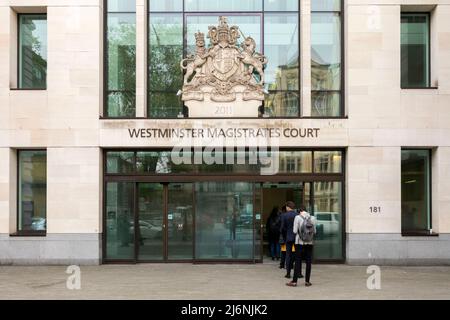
(278, 151, 312, 173)
(149, 0, 183, 12)
(18, 151, 47, 232)
(313, 181, 343, 260)
(19, 15, 47, 89)
(311, 91, 340, 117)
(185, 0, 262, 11)
(149, 14, 183, 92)
(138, 183, 164, 260)
(105, 182, 134, 260)
(311, 13, 341, 91)
(401, 150, 431, 232)
(311, 0, 341, 11)
(106, 151, 135, 173)
(264, 13, 299, 91)
(264, 0, 298, 11)
(401, 13, 430, 88)
(186, 15, 261, 55)
(107, 0, 136, 12)
(148, 92, 183, 118)
(107, 91, 136, 117)
(107, 13, 136, 117)
(168, 183, 194, 260)
(314, 151, 342, 173)
(264, 91, 299, 117)
(136, 151, 191, 174)
(195, 182, 254, 260)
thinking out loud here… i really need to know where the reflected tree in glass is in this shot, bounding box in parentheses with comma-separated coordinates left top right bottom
(107, 14, 136, 117)
(148, 14, 183, 118)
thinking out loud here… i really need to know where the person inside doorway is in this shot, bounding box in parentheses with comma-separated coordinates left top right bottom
(266, 206, 281, 260)
(281, 201, 298, 279)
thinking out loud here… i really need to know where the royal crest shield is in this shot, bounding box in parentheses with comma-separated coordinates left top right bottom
(212, 47, 239, 81)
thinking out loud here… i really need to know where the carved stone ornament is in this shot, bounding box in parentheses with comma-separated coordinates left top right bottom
(180, 16, 268, 117)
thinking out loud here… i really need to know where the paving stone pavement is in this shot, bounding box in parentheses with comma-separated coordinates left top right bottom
(0, 261, 449, 300)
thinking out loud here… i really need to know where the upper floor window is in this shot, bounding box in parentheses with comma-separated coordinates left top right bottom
(401, 13, 430, 88)
(148, 0, 300, 118)
(105, 0, 136, 117)
(311, 0, 342, 117)
(17, 150, 47, 235)
(18, 14, 47, 89)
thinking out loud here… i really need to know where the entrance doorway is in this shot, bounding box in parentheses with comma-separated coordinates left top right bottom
(259, 182, 343, 260)
(103, 149, 345, 263)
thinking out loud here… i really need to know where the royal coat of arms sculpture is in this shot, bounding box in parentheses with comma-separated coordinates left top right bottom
(180, 16, 268, 117)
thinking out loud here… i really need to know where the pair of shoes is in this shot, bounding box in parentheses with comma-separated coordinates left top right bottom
(284, 274, 291, 279)
(279, 265, 283, 269)
(305, 282, 312, 287)
(271, 257, 275, 261)
(286, 281, 297, 287)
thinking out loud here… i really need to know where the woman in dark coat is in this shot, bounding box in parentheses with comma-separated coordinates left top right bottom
(266, 206, 281, 260)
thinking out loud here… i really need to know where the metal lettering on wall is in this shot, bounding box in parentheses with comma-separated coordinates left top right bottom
(128, 128, 320, 139)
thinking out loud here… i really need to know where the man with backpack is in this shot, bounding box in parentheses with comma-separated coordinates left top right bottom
(286, 206, 316, 287)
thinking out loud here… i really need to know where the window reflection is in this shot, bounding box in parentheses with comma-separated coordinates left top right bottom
(401, 14, 430, 88)
(264, 0, 298, 11)
(106, 152, 135, 174)
(264, 13, 299, 91)
(149, 0, 183, 12)
(264, 91, 299, 117)
(313, 181, 342, 259)
(105, 182, 135, 260)
(107, 11, 136, 117)
(314, 151, 342, 173)
(19, 15, 47, 89)
(18, 151, 47, 232)
(311, 6, 342, 117)
(311, 91, 340, 117)
(195, 182, 254, 259)
(401, 150, 431, 233)
(185, 0, 262, 11)
(311, 13, 341, 91)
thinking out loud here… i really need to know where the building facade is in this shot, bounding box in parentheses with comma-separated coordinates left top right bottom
(1, 0, 450, 265)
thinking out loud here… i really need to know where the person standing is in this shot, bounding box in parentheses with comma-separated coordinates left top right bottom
(280, 201, 298, 279)
(266, 206, 281, 260)
(287, 206, 316, 287)
(278, 205, 288, 269)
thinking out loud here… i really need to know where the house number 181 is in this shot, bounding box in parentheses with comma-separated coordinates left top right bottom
(369, 206, 381, 213)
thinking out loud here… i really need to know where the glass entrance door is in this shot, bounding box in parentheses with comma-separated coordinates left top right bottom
(167, 183, 194, 260)
(137, 183, 164, 261)
(137, 183, 194, 261)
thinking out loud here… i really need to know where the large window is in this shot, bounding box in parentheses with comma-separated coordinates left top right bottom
(401, 13, 430, 88)
(18, 14, 47, 89)
(311, 0, 342, 117)
(401, 149, 432, 234)
(148, 0, 300, 118)
(17, 150, 47, 234)
(105, 0, 136, 117)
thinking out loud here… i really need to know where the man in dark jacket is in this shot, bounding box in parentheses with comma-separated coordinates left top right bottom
(280, 201, 298, 278)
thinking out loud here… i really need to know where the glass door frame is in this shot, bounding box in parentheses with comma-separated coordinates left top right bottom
(102, 149, 346, 264)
